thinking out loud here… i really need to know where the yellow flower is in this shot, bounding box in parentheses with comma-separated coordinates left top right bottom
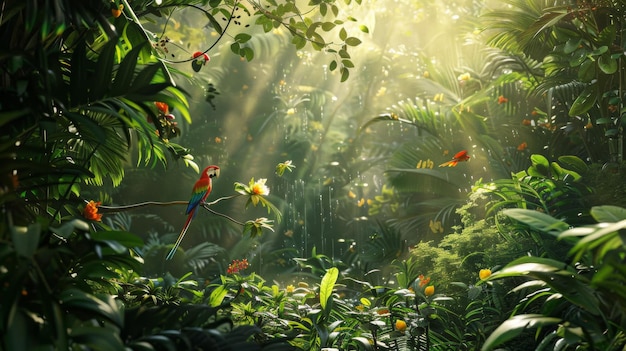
(479, 269, 492, 280)
(395, 319, 407, 332)
(251, 178, 270, 196)
(286, 285, 295, 293)
(424, 285, 435, 296)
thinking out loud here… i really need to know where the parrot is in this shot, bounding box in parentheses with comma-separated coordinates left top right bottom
(166, 165, 220, 260)
(439, 150, 470, 167)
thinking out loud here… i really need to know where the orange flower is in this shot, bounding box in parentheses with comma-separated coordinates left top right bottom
(155, 101, 169, 114)
(418, 274, 431, 287)
(517, 142, 528, 151)
(83, 200, 103, 221)
(479, 269, 492, 280)
(395, 319, 407, 332)
(424, 285, 435, 296)
(521, 119, 532, 126)
(497, 95, 508, 104)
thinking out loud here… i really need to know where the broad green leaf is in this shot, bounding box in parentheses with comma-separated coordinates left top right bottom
(10, 222, 41, 258)
(590, 205, 626, 223)
(209, 285, 229, 307)
(577, 59, 595, 82)
(569, 84, 597, 116)
(563, 37, 581, 54)
(481, 314, 561, 351)
(60, 289, 123, 327)
(528, 154, 550, 177)
(320, 267, 338, 311)
(598, 53, 617, 74)
(557, 155, 587, 174)
(89, 231, 144, 248)
(69, 326, 125, 350)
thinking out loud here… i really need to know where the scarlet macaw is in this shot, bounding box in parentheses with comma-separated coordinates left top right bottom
(166, 165, 220, 260)
(438, 150, 470, 167)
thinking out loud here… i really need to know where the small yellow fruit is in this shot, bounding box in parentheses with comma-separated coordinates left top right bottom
(424, 285, 435, 296)
(479, 269, 492, 280)
(395, 319, 407, 332)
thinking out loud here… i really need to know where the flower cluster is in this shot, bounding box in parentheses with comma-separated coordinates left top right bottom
(227, 258, 249, 274)
(83, 200, 102, 221)
(150, 102, 180, 141)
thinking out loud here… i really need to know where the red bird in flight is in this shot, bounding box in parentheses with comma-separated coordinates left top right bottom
(439, 150, 470, 167)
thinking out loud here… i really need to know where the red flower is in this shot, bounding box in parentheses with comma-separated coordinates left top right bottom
(497, 95, 508, 104)
(227, 258, 250, 274)
(192, 51, 210, 63)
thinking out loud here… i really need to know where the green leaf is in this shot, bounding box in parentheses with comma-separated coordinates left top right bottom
(577, 59, 595, 82)
(345, 37, 361, 46)
(89, 231, 144, 248)
(112, 41, 146, 93)
(528, 154, 550, 177)
(340, 67, 349, 82)
(320, 267, 338, 311)
(60, 289, 123, 327)
(206, 12, 223, 33)
(209, 285, 228, 307)
(557, 155, 588, 174)
(598, 53, 617, 74)
(292, 35, 306, 50)
(569, 84, 597, 116)
(321, 22, 336, 31)
(10, 222, 41, 258)
(90, 38, 118, 101)
(235, 33, 252, 43)
(329, 60, 337, 71)
(503, 208, 569, 235)
(70, 40, 88, 105)
(590, 205, 626, 223)
(481, 314, 562, 351)
(339, 27, 347, 41)
(359, 25, 369, 33)
(563, 37, 582, 54)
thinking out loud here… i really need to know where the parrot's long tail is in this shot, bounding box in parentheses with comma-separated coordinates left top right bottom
(166, 210, 195, 260)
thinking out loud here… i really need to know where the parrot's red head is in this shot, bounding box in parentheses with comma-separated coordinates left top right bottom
(203, 165, 220, 179)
